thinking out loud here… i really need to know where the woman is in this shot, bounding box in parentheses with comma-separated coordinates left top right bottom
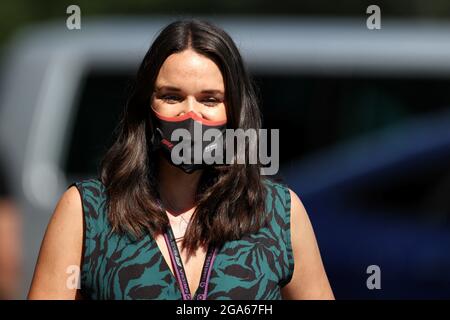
(28, 19, 334, 300)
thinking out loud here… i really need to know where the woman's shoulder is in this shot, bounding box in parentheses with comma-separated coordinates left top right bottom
(28, 180, 86, 299)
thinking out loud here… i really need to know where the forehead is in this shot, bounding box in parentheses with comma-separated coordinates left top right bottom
(155, 49, 224, 91)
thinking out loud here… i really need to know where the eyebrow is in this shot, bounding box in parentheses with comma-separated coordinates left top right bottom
(155, 86, 224, 95)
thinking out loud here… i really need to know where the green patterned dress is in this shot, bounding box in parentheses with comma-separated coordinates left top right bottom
(68, 177, 294, 300)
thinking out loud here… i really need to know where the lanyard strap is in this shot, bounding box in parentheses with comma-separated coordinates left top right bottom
(164, 226, 218, 300)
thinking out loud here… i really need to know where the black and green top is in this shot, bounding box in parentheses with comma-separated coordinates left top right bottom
(68, 177, 294, 300)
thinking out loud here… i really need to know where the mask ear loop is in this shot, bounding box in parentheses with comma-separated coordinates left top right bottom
(149, 104, 162, 152)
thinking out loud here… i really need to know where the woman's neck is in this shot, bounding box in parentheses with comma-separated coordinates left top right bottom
(157, 152, 203, 216)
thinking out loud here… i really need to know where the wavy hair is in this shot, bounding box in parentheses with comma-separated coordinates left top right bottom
(100, 19, 269, 256)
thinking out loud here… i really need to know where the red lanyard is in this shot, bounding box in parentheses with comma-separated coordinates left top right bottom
(163, 226, 218, 300)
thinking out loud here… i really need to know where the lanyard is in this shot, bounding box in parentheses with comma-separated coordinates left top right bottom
(163, 226, 218, 300)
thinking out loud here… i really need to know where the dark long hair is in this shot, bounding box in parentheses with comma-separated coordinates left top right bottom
(100, 19, 269, 256)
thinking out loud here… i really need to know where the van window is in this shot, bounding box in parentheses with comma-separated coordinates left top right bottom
(63, 70, 133, 178)
(254, 74, 450, 161)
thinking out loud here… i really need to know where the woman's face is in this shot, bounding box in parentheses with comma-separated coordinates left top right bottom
(151, 49, 227, 123)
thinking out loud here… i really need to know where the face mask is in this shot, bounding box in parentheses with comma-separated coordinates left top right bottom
(150, 108, 227, 173)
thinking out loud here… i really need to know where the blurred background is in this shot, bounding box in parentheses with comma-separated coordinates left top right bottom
(1, 0, 450, 299)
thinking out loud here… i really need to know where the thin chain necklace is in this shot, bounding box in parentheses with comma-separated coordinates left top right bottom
(159, 193, 195, 242)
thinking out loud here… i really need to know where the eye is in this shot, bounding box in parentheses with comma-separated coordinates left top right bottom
(201, 96, 221, 107)
(159, 94, 182, 104)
